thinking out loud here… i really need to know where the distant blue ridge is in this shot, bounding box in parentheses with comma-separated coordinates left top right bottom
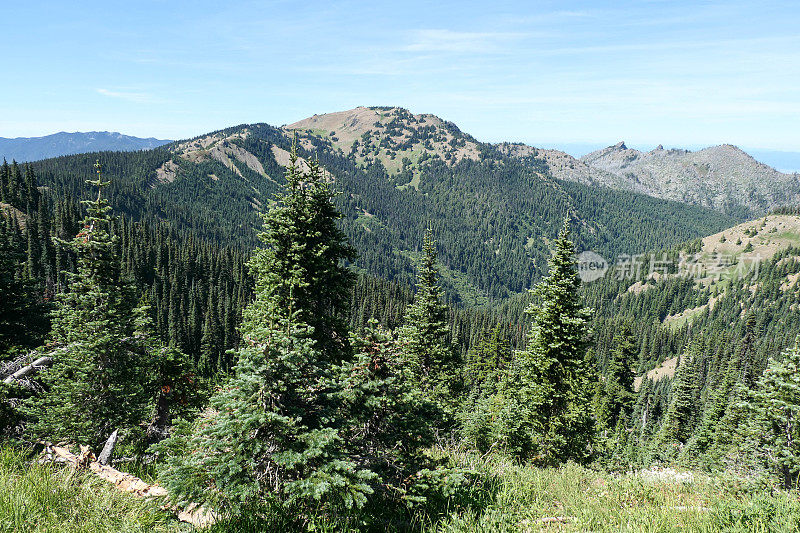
(0, 132, 172, 162)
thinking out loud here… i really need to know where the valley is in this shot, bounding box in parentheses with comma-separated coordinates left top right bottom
(3, 107, 800, 531)
(5, 1, 800, 529)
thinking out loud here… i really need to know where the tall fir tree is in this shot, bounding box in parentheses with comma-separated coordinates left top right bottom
(746, 337, 800, 488)
(0, 215, 46, 354)
(246, 145, 355, 364)
(154, 145, 375, 523)
(25, 163, 151, 449)
(464, 323, 512, 397)
(334, 321, 439, 510)
(595, 321, 636, 433)
(397, 228, 460, 426)
(503, 220, 595, 464)
(657, 343, 702, 454)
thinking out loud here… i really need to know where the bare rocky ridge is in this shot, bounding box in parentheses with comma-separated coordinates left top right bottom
(496, 142, 638, 192)
(157, 125, 321, 186)
(579, 142, 800, 213)
(497, 139, 800, 214)
(283, 107, 798, 215)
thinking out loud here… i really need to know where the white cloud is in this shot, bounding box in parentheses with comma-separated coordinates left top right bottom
(402, 29, 528, 54)
(96, 88, 158, 104)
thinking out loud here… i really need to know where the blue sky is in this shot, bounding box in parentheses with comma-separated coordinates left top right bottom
(1, 0, 799, 155)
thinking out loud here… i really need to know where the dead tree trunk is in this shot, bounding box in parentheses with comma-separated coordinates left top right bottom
(43, 444, 217, 528)
(145, 390, 172, 446)
(98, 429, 118, 465)
(2, 356, 52, 384)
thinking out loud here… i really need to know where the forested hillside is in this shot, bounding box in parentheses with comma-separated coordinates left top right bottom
(0, 160, 506, 378)
(3, 111, 800, 531)
(578, 214, 800, 470)
(28, 107, 737, 302)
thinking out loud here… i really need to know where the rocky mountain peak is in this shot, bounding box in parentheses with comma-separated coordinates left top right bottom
(284, 106, 482, 172)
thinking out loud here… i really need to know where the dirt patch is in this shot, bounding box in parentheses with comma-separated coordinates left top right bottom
(154, 160, 180, 184)
(781, 272, 800, 291)
(208, 144, 243, 177)
(627, 272, 664, 294)
(271, 145, 311, 171)
(0, 202, 27, 228)
(663, 293, 721, 326)
(634, 356, 678, 390)
(226, 143, 266, 176)
(627, 281, 655, 294)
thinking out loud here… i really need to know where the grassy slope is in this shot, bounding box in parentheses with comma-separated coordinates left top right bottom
(435, 449, 800, 532)
(4, 445, 800, 532)
(0, 447, 186, 533)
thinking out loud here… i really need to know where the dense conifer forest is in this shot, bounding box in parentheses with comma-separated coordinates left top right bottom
(3, 131, 800, 530)
(26, 121, 739, 301)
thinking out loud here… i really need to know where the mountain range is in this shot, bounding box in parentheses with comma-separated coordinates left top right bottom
(578, 142, 800, 214)
(287, 107, 799, 217)
(0, 131, 171, 162)
(27, 106, 739, 303)
(10, 107, 797, 217)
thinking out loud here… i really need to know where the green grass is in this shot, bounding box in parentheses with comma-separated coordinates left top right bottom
(773, 231, 800, 244)
(356, 211, 387, 234)
(664, 305, 709, 330)
(0, 447, 186, 533)
(4, 444, 800, 532)
(432, 449, 800, 532)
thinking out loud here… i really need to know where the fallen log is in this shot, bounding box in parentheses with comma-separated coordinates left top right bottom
(45, 444, 217, 528)
(3, 356, 52, 384)
(3, 337, 147, 384)
(0, 351, 35, 378)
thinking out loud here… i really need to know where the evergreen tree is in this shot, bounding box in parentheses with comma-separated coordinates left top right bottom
(658, 344, 702, 452)
(464, 323, 512, 397)
(747, 337, 800, 488)
(509, 221, 596, 464)
(335, 321, 438, 507)
(685, 323, 757, 466)
(198, 290, 220, 376)
(468, 221, 596, 463)
(397, 229, 460, 425)
(25, 163, 151, 449)
(0, 216, 46, 354)
(595, 321, 636, 433)
(630, 378, 657, 449)
(154, 146, 374, 522)
(246, 146, 355, 364)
